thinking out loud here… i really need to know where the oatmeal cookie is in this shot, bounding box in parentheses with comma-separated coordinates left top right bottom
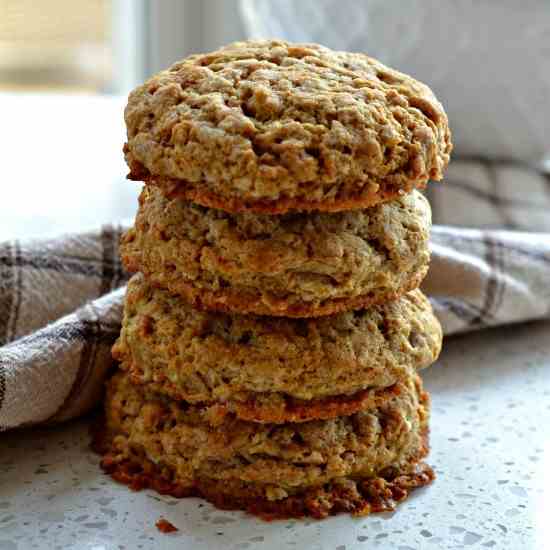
(124, 40, 451, 213)
(121, 188, 431, 317)
(94, 370, 433, 519)
(112, 275, 442, 422)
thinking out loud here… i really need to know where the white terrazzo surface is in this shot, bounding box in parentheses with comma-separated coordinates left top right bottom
(1, 320, 549, 550)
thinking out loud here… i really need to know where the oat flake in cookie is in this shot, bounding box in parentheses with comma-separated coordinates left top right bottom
(124, 40, 452, 214)
(121, 187, 432, 317)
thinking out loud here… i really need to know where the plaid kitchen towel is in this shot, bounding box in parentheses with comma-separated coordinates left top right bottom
(0, 226, 128, 431)
(1, 160, 550, 431)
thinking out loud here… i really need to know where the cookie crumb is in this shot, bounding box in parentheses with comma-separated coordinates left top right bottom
(156, 518, 178, 533)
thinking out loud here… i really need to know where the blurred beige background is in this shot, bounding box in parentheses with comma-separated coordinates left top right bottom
(0, 0, 112, 92)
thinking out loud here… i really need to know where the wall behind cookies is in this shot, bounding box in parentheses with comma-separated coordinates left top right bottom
(113, 0, 247, 93)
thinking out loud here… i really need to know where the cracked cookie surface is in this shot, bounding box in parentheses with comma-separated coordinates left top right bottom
(124, 40, 451, 213)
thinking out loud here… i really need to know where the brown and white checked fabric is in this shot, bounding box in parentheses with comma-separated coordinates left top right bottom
(1, 162, 550, 431)
(424, 226, 550, 335)
(0, 226, 128, 431)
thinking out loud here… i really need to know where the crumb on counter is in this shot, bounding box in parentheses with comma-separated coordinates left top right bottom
(156, 518, 178, 534)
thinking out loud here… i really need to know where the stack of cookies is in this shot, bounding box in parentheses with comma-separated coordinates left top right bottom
(95, 40, 451, 519)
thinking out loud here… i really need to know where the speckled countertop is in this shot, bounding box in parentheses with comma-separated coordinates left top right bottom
(1, 320, 549, 550)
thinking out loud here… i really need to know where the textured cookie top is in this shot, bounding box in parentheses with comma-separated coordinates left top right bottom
(121, 187, 431, 316)
(124, 40, 452, 213)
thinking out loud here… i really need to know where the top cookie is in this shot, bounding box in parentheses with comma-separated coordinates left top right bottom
(124, 40, 451, 214)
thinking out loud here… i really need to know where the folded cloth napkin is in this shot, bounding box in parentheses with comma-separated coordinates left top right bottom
(0, 226, 127, 431)
(1, 160, 550, 431)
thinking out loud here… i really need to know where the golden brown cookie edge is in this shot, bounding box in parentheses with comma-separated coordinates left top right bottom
(119, 369, 408, 424)
(132, 172, 427, 215)
(137, 266, 428, 318)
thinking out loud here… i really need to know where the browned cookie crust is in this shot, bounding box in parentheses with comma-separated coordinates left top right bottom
(145, 272, 425, 319)
(124, 40, 451, 213)
(93, 371, 433, 519)
(140, 174, 421, 215)
(113, 275, 442, 422)
(98, 446, 434, 521)
(121, 188, 431, 317)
